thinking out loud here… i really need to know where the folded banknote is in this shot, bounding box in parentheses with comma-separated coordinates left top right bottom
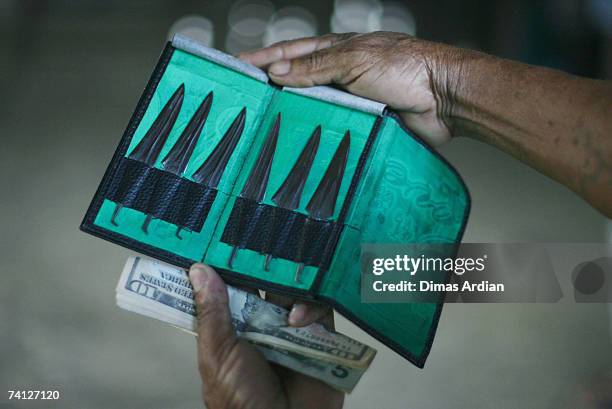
(115, 256, 377, 391)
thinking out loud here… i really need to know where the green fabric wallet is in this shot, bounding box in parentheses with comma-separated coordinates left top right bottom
(81, 35, 470, 367)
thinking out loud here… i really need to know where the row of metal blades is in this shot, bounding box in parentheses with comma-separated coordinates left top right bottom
(111, 84, 246, 237)
(111, 83, 351, 284)
(228, 113, 351, 282)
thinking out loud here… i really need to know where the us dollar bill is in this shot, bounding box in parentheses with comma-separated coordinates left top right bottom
(254, 344, 366, 393)
(115, 256, 376, 391)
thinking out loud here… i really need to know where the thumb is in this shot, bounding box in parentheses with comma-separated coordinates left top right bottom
(267, 44, 357, 87)
(189, 264, 238, 379)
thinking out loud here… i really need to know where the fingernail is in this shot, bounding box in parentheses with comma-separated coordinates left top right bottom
(189, 264, 210, 291)
(289, 303, 306, 326)
(269, 60, 291, 76)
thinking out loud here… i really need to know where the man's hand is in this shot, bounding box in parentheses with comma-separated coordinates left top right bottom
(240, 31, 612, 217)
(189, 263, 344, 409)
(240, 32, 461, 147)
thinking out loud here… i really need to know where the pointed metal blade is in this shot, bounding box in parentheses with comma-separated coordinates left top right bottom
(240, 113, 281, 202)
(192, 108, 246, 188)
(272, 125, 321, 210)
(129, 83, 185, 166)
(306, 131, 350, 220)
(162, 91, 213, 175)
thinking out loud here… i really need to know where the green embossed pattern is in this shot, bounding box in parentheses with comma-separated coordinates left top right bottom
(322, 116, 469, 363)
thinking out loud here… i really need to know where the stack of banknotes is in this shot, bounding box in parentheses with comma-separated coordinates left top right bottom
(116, 256, 377, 392)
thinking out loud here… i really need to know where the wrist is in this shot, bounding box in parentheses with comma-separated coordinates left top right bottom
(425, 44, 492, 139)
(427, 46, 468, 138)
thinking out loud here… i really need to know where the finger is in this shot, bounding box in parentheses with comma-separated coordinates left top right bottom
(238, 33, 353, 68)
(189, 264, 238, 381)
(265, 40, 365, 87)
(288, 301, 332, 327)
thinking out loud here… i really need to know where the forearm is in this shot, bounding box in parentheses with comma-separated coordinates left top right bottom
(445, 51, 612, 217)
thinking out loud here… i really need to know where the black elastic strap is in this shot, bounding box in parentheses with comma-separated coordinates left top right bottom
(221, 197, 337, 267)
(104, 157, 217, 232)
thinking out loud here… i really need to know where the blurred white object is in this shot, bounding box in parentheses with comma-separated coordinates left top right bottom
(226, 0, 275, 54)
(225, 29, 264, 54)
(331, 0, 382, 33)
(168, 15, 214, 47)
(368, 1, 416, 35)
(228, 0, 275, 37)
(263, 7, 318, 46)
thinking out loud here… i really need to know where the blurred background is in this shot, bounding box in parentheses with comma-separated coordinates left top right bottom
(0, 0, 611, 408)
